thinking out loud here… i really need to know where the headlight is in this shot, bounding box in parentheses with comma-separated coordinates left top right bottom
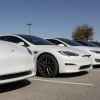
(90, 50, 100, 54)
(58, 51, 79, 56)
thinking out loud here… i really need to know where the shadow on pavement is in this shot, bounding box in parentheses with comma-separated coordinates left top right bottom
(57, 71, 88, 78)
(0, 80, 31, 93)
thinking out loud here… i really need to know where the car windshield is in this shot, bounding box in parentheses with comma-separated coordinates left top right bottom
(58, 38, 82, 46)
(18, 35, 53, 45)
(89, 41, 100, 47)
(77, 41, 97, 47)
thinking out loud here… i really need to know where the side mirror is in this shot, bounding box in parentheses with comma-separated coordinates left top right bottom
(17, 42, 25, 46)
(58, 44, 65, 47)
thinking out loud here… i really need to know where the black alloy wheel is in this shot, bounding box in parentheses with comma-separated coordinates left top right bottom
(37, 53, 59, 77)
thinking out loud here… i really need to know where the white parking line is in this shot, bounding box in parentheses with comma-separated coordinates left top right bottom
(32, 77, 94, 87)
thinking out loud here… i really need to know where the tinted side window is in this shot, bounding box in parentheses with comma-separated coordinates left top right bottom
(0, 36, 7, 41)
(77, 41, 88, 46)
(0, 36, 29, 47)
(0, 36, 20, 43)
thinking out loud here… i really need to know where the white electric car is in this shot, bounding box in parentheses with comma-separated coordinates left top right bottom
(0, 40, 35, 84)
(0, 34, 92, 77)
(47, 38, 100, 67)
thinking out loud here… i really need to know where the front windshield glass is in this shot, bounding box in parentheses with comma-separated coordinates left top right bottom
(90, 41, 100, 47)
(87, 42, 98, 47)
(78, 41, 97, 47)
(19, 35, 53, 45)
(58, 38, 82, 46)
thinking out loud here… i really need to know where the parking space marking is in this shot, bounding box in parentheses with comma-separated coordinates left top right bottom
(32, 77, 94, 87)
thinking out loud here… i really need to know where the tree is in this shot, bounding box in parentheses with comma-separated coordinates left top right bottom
(72, 25, 94, 41)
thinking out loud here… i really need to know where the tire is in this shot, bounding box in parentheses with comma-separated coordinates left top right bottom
(37, 53, 59, 77)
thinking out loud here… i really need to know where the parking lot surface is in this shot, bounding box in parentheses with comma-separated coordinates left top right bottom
(0, 68, 100, 100)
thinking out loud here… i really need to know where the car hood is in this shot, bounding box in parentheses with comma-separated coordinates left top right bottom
(31, 45, 90, 56)
(72, 46, 100, 52)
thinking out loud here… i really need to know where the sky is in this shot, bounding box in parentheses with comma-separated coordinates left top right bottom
(0, 0, 100, 40)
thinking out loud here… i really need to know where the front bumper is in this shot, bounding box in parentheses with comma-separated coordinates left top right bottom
(57, 54, 92, 73)
(92, 54, 100, 65)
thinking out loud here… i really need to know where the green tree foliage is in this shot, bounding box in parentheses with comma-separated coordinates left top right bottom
(72, 25, 94, 41)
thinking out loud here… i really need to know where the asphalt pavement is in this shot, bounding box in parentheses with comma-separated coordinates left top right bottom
(0, 68, 100, 100)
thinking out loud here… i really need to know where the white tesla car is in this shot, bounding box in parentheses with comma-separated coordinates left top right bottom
(47, 38, 100, 67)
(0, 34, 92, 77)
(0, 40, 35, 84)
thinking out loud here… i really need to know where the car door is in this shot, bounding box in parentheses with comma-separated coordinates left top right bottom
(0, 42, 21, 74)
(0, 36, 32, 74)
